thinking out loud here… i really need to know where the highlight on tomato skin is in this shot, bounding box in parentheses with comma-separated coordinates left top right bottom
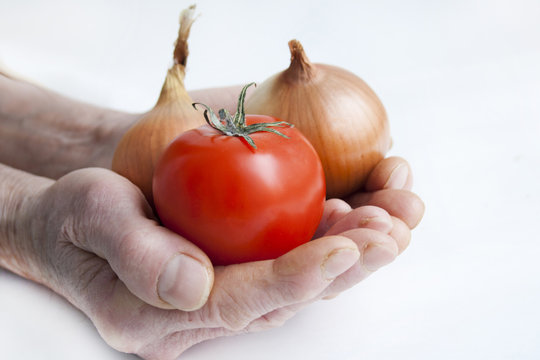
(152, 93, 326, 265)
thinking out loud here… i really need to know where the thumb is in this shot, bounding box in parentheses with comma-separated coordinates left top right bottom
(43, 167, 214, 312)
(92, 218, 214, 312)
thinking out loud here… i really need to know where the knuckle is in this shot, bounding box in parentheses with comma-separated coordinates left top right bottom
(79, 174, 116, 211)
(73, 168, 135, 214)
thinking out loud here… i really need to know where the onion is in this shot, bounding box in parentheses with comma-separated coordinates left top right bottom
(112, 5, 204, 205)
(245, 40, 391, 198)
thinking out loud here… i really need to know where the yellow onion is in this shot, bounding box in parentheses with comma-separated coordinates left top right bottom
(112, 5, 204, 205)
(245, 39, 391, 198)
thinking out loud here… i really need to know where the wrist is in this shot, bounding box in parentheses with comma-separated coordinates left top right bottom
(0, 164, 52, 282)
(0, 74, 139, 177)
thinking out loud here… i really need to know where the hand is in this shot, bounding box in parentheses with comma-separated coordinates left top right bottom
(0, 72, 244, 179)
(315, 156, 424, 298)
(12, 156, 422, 359)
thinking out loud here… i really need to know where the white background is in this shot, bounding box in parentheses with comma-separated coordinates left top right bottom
(1, 0, 540, 359)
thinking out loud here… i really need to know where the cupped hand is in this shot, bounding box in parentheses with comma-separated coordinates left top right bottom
(24, 157, 423, 360)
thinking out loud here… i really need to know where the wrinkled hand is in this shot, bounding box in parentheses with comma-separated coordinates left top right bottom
(25, 156, 423, 360)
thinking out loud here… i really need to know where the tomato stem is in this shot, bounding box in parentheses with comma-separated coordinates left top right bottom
(192, 83, 292, 149)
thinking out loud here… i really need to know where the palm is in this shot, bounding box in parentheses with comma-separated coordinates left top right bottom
(32, 157, 423, 360)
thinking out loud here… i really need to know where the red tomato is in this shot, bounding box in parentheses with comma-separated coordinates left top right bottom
(152, 115, 326, 265)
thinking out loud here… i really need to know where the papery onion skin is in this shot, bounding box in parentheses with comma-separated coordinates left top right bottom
(245, 40, 391, 199)
(111, 6, 204, 205)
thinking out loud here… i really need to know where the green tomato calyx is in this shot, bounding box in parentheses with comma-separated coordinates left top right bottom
(192, 83, 292, 149)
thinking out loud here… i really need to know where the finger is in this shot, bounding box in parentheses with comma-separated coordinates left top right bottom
(143, 300, 311, 359)
(245, 301, 311, 333)
(137, 327, 236, 360)
(313, 198, 352, 238)
(72, 170, 215, 312)
(190, 235, 360, 331)
(321, 228, 399, 298)
(101, 221, 214, 312)
(390, 216, 412, 254)
(324, 205, 393, 236)
(365, 156, 413, 191)
(346, 189, 425, 229)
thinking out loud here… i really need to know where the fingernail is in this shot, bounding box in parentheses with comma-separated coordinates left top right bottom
(158, 253, 212, 311)
(322, 248, 360, 280)
(385, 164, 408, 189)
(363, 243, 398, 271)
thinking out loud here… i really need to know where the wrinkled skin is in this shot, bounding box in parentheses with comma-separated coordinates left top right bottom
(0, 74, 424, 359)
(11, 157, 422, 360)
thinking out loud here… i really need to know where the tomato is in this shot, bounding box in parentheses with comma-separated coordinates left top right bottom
(152, 110, 326, 265)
